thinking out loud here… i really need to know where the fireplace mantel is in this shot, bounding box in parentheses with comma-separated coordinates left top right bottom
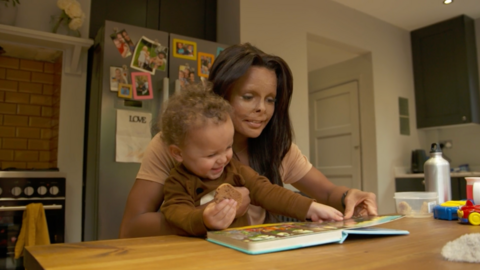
(0, 24, 93, 75)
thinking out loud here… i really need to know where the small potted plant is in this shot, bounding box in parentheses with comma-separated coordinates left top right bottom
(0, 0, 21, 25)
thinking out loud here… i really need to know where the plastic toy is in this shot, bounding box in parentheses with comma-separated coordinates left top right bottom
(433, 200, 466, 221)
(457, 200, 480, 226)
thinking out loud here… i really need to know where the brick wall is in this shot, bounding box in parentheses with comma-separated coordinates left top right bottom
(0, 55, 61, 169)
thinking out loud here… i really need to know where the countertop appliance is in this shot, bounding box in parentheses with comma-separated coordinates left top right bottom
(411, 149, 428, 173)
(0, 171, 66, 270)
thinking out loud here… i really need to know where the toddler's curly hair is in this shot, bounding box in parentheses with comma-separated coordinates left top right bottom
(160, 83, 232, 146)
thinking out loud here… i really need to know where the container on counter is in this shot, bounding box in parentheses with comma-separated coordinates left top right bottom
(465, 177, 480, 204)
(394, 192, 438, 218)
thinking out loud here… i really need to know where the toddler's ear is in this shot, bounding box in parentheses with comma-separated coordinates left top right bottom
(168, 145, 183, 163)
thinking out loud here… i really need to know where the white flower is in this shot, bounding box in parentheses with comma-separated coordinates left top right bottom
(64, 1, 83, 18)
(68, 16, 84, 30)
(57, 0, 74, 10)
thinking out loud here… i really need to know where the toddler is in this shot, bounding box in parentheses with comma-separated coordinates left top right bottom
(160, 85, 343, 236)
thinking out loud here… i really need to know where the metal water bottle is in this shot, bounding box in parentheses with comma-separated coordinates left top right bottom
(424, 143, 451, 204)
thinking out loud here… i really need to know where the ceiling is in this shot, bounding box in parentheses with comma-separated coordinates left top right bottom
(308, 0, 480, 72)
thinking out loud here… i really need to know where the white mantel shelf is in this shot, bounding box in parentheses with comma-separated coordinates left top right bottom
(0, 24, 93, 75)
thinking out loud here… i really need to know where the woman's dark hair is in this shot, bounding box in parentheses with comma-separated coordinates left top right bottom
(208, 43, 294, 187)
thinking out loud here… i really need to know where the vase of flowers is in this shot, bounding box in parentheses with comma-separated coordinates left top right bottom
(0, 0, 20, 26)
(51, 0, 85, 37)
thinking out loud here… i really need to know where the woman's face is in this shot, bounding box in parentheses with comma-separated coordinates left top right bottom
(228, 67, 277, 140)
(113, 39, 121, 48)
(116, 34, 125, 43)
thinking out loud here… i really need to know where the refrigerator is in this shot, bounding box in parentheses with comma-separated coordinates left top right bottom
(84, 20, 227, 241)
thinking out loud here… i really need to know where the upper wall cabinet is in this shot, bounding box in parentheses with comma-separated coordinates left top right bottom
(411, 15, 480, 129)
(89, 0, 217, 41)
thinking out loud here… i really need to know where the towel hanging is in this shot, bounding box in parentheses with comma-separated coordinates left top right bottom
(14, 203, 51, 259)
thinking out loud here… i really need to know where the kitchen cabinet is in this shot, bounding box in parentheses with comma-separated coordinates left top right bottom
(411, 15, 480, 128)
(395, 176, 468, 200)
(89, 0, 217, 41)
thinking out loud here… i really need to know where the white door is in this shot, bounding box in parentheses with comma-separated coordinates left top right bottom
(309, 81, 361, 189)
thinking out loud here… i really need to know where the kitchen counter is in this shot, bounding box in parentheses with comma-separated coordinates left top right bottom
(395, 171, 480, 179)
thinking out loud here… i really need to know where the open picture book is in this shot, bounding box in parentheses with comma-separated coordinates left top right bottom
(207, 215, 408, 255)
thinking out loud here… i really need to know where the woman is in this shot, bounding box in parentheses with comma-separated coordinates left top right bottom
(119, 43, 377, 238)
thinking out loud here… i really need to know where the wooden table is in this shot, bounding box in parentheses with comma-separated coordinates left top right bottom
(25, 217, 480, 270)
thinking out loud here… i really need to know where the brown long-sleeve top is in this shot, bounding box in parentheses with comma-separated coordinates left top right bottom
(161, 158, 314, 236)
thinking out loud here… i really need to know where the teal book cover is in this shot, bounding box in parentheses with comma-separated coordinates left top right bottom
(207, 215, 408, 255)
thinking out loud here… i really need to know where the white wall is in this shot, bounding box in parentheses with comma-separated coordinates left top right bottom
(15, 0, 90, 39)
(236, 0, 425, 214)
(14, 0, 91, 243)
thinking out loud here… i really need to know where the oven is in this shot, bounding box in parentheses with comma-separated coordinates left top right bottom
(0, 171, 66, 270)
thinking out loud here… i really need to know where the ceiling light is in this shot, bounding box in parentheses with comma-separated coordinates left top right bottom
(443, 0, 453, 4)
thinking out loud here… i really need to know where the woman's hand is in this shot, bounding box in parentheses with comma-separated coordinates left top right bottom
(203, 199, 237, 230)
(307, 202, 344, 222)
(234, 187, 250, 218)
(343, 189, 378, 219)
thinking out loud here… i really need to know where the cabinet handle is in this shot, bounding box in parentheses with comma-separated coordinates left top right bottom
(462, 116, 467, 121)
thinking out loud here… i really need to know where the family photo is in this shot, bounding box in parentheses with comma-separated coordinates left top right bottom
(119, 29, 136, 52)
(109, 66, 128, 91)
(198, 52, 214, 77)
(111, 31, 131, 58)
(131, 72, 153, 100)
(172, 38, 196, 60)
(150, 45, 168, 72)
(131, 36, 168, 74)
(178, 64, 197, 89)
(118, 83, 133, 99)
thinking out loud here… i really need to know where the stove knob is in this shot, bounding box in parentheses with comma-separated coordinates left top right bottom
(11, 187, 22, 196)
(24, 186, 34, 196)
(49, 186, 59, 196)
(37, 186, 47, 196)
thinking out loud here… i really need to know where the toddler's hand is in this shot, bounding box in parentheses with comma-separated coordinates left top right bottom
(307, 202, 344, 222)
(203, 199, 237, 230)
(234, 187, 250, 218)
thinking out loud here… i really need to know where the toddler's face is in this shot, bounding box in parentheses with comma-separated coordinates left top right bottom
(177, 117, 234, 180)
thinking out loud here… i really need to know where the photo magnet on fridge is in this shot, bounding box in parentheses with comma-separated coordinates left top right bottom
(178, 64, 196, 90)
(150, 44, 168, 72)
(118, 29, 136, 52)
(118, 83, 133, 99)
(198, 52, 214, 78)
(110, 30, 132, 58)
(110, 66, 128, 91)
(131, 72, 153, 100)
(131, 36, 156, 75)
(172, 38, 196, 60)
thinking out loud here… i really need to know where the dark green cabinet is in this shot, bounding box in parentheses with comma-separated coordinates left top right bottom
(411, 15, 480, 128)
(89, 0, 217, 41)
(395, 177, 466, 200)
